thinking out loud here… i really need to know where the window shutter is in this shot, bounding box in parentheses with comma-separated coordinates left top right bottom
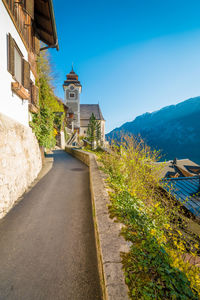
(8, 33, 14, 76)
(25, 0, 34, 19)
(34, 36, 40, 55)
(32, 85, 39, 106)
(22, 59, 30, 89)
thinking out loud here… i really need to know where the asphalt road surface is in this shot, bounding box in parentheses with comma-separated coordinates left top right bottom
(0, 150, 102, 300)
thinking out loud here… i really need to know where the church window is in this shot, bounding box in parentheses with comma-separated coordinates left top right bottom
(70, 93, 75, 98)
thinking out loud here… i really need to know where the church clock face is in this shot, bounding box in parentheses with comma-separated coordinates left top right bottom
(70, 85, 74, 91)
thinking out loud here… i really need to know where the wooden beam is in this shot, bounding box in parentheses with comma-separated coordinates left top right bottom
(35, 9, 50, 21)
(36, 34, 52, 46)
(36, 23, 53, 37)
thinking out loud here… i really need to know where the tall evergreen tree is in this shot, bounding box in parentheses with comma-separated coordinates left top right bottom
(87, 113, 101, 144)
(87, 113, 97, 142)
(96, 120, 101, 144)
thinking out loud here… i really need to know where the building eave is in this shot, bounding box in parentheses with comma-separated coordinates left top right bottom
(35, 0, 59, 50)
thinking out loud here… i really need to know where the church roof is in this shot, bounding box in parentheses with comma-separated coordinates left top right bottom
(80, 104, 105, 121)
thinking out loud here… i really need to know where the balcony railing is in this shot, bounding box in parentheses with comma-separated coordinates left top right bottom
(4, 0, 32, 49)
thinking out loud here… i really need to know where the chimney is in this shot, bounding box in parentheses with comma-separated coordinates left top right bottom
(172, 158, 177, 166)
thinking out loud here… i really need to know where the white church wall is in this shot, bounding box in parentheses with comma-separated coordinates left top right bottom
(101, 120, 105, 142)
(80, 127, 88, 136)
(64, 85, 81, 129)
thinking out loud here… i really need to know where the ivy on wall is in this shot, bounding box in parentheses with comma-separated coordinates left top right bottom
(30, 51, 65, 149)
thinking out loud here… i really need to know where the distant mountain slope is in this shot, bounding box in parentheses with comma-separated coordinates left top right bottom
(106, 97, 200, 163)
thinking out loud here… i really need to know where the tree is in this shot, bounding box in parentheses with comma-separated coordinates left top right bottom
(87, 113, 97, 142)
(87, 113, 101, 144)
(96, 120, 101, 145)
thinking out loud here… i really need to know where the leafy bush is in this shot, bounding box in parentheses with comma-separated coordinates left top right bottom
(31, 107, 56, 149)
(30, 51, 65, 149)
(99, 135, 200, 299)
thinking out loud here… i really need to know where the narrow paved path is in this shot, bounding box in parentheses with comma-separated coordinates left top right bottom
(0, 150, 102, 300)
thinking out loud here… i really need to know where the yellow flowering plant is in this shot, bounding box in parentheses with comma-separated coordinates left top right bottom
(98, 135, 200, 299)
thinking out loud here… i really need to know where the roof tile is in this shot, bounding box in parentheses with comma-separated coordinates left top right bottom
(80, 104, 104, 121)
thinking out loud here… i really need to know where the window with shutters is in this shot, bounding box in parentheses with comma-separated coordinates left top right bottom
(8, 34, 31, 90)
(8, 34, 31, 100)
(14, 47, 22, 84)
(30, 83, 39, 106)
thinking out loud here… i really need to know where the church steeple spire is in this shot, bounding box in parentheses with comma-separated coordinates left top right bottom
(63, 65, 81, 87)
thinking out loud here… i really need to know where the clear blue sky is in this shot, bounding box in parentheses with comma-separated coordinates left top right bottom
(50, 0, 200, 133)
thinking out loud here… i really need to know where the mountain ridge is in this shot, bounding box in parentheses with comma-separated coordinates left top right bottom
(107, 96, 200, 164)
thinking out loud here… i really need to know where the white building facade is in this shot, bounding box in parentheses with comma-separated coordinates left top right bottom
(63, 67, 82, 129)
(63, 68, 106, 143)
(0, 0, 58, 218)
(0, 0, 30, 126)
(0, 0, 59, 127)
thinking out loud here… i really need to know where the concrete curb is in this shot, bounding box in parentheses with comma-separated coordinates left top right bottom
(65, 147, 129, 300)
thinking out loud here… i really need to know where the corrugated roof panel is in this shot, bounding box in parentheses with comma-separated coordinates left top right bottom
(163, 176, 200, 217)
(158, 159, 200, 178)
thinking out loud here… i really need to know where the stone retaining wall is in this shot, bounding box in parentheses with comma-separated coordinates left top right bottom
(0, 113, 42, 218)
(65, 147, 90, 166)
(65, 147, 129, 300)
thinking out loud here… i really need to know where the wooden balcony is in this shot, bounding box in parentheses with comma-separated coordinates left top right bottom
(11, 81, 30, 100)
(3, 0, 32, 50)
(29, 103, 39, 113)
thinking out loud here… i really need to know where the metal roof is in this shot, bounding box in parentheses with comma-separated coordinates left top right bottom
(158, 159, 200, 178)
(163, 176, 200, 217)
(80, 104, 105, 121)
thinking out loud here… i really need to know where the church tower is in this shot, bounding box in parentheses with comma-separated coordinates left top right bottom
(63, 66, 82, 129)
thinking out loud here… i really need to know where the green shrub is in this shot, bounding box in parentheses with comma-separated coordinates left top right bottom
(31, 108, 56, 149)
(30, 51, 65, 149)
(99, 135, 200, 299)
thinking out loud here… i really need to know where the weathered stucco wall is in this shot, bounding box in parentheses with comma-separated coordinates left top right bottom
(0, 113, 42, 218)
